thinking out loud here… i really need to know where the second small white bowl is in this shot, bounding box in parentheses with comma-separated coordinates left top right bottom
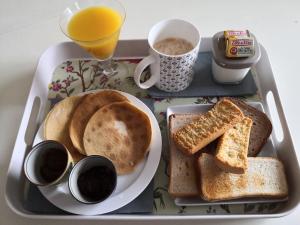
(68, 155, 117, 204)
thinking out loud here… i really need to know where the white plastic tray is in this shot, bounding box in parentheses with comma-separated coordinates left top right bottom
(5, 39, 300, 221)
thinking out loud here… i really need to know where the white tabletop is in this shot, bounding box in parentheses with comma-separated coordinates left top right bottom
(1, 0, 299, 224)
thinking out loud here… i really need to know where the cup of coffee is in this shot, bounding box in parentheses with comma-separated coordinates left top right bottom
(68, 155, 117, 204)
(134, 19, 201, 92)
(24, 140, 73, 186)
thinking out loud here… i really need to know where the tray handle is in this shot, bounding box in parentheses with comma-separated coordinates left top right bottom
(25, 96, 41, 146)
(255, 45, 288, 145)
(5, 94, 42, 216)
(255, 44, 300, 213)
(256, 45, 299, 166)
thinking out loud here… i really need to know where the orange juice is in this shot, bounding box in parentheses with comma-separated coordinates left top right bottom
(68, 6, 122, 59)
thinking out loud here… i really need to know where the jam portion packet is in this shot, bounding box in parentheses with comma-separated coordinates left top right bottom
(224, 30, 255, 58)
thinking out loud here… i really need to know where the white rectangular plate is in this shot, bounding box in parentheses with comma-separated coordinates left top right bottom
(167, 102, 288, 206)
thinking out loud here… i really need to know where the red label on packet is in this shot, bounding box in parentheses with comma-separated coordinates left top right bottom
(231, 39, 254, 46)
(224, 30, 249, 38)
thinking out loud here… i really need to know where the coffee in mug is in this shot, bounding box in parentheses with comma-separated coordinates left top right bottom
(153, 37, 194, 55)
(134, 19, 201, 92)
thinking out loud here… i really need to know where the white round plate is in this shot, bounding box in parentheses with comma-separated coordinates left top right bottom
(33, 90, 162, 215)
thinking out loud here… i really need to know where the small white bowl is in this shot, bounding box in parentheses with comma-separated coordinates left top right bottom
(68, 155, 117, 204)
(24, 140, 73, 186)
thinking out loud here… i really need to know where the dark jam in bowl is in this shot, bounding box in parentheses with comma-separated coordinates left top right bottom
(77, 166, 116, 202)
(40, 148, 68, 183)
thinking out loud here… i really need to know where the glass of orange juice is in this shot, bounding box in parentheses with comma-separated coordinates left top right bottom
(59, 0, 125, 75)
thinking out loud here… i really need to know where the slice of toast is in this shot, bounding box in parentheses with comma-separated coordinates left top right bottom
(215, 117, 253, 174)
(168, 114, 201, 197)
(168, 114, 218, 197)
(198, 153, 288, 202)
(173, 99, 244, 155)
(223, 97, 272, 156)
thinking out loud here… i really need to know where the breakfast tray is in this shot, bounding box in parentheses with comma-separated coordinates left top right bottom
(5, 38, 300, 221)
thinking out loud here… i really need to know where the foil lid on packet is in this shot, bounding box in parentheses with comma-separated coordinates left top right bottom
(224, 30, 255, 58)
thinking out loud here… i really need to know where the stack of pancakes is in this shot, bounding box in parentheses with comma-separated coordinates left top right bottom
(44, 90, 152, 175)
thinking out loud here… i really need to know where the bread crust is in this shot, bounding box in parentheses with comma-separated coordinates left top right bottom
(223, 97, 272, 156)
(168, 114, 200, 197)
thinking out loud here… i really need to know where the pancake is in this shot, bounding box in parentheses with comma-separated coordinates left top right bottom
(83, 101, 152, 174)
(69, 90, 128, 154)
(44, 96, 85, 162)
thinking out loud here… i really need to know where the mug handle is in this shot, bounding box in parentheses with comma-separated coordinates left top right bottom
(134, 55, 160, 89)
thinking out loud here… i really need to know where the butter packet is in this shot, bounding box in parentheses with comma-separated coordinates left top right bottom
(224, 30, 255, 58)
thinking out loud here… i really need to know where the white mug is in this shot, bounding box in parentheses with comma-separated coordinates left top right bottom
(134, 19, 201, 92)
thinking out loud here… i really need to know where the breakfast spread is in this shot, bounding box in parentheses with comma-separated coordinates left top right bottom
(169, 98, 288, 201)
(7, 0, 296, 217)
(23, 28, 289, 213)
(17, 1, 293, 213)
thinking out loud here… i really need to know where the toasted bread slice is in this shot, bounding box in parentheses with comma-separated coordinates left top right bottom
(223, 97, 272, 156)
(168, 114, 201, 197)
(173, 99, 244, 155)
(198, 153, 288, 202)
(215, 117, 253, 174)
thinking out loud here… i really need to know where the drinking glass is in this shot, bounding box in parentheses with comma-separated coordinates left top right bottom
(59, 0, 126, 75)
